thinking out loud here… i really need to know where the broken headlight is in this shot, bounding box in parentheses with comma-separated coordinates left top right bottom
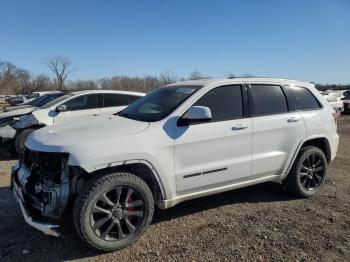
(12, 114, 39, 129)
(0, 117, 15, 127)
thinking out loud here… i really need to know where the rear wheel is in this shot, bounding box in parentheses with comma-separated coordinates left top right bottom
(284, 146, 327, 197)
(73, 172, 154, 251)
(14, 128, 36, 153)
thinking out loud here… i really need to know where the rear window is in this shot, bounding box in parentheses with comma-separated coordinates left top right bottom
(250, 85, 288, 116)
(284, 86, 321, 111)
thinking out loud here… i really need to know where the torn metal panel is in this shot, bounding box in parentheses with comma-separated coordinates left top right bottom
(0, 125, 16, 141)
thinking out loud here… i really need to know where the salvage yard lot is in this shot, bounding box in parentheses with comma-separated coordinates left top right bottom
(0, 116, 349, 261)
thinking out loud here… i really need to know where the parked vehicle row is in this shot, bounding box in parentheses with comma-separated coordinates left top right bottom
(321, 89, 350, 114)
(0, 90, 145, 152)
(9, 78, 339, 252)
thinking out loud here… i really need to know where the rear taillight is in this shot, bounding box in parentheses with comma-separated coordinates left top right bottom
(332, 112, 340, 124)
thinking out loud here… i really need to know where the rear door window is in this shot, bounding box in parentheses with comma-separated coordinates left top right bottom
(250, 85, 288, 116)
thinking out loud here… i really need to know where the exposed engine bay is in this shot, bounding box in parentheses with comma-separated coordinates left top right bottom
(12, 148, 85, 223)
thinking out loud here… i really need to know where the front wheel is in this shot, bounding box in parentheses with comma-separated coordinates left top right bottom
(284, 146, 328, 197)
(73, 172, 154, 251)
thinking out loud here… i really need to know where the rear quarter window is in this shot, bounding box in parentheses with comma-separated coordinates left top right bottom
(284, 86, 322, 111)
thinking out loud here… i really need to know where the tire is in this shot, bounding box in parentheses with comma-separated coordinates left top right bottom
(73, 171, 154, 251)
(14, 128, 36, 153)
(284, 146, 327, 197)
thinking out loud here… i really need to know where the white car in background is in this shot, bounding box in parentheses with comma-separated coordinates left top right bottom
(12, 90, 144, 152)
(324, 94, 344, 114)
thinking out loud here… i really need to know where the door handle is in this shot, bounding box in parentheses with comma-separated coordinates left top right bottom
(287, 117, 300, 123)
(232, 124, 248, 130)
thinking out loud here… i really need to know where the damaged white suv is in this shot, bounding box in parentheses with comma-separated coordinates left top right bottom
(11, 78, 339, 251)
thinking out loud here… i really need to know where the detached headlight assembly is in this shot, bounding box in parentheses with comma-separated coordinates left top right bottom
(0, 117, 14, 127)
(12, 114, 39, 129)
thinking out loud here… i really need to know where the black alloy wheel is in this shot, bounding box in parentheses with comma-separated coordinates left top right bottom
(298, 153, 325, 191)
(284, 146, 327, 197)
(90, 186, 145, 241)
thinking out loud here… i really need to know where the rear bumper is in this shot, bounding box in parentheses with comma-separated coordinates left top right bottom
(330, 133, 339, 162)
(11, 164, 61, 237)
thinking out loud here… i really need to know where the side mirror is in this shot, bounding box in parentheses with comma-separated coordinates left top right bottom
(180, 106, 212, 125)
(56, 105, 67, 112)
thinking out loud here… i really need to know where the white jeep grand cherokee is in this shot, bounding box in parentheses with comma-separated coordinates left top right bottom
(11, 78, 339, 251)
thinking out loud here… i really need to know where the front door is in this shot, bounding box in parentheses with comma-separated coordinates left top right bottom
(174, 85, 253, 193)
(53, 94, 103, 125)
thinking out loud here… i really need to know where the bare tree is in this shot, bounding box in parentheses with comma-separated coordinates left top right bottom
(159, 71, 177, 85)
(16, 69, 31, 94)
(189, 70, 203, 80)
(46, 56, 73, 91)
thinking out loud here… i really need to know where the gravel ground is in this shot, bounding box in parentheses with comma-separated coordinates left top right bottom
(0, 115, 349, 262)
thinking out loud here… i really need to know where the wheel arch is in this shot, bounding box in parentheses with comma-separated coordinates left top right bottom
(85, 160, 168, 203)
(284, 136, 331, 179)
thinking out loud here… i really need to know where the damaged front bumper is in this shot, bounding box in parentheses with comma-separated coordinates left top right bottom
(0, 125, 16, 143)
(11, 162, 62, 237)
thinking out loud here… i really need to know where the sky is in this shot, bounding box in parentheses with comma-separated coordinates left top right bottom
(0, 0, 349, 84)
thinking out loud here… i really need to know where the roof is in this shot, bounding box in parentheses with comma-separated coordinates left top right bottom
(167, 77, 314, 88)
(71, 89, 145, 96)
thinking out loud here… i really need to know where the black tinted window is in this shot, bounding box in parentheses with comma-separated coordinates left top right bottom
(284, 86, 321, 110)
(251, 85, 288, 116)
(128, 95, 142, 104)
(104, 94, 128, 107)
(63, 94, 103, 111)
(194, 85, 243, 122)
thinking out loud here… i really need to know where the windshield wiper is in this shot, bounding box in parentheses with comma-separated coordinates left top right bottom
(117, 112, 137, 120)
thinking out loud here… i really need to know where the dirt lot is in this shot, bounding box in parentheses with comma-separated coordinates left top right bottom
(0, 116, 349, 262)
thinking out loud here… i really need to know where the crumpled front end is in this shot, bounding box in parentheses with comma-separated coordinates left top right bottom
(11, 148, 85, 236)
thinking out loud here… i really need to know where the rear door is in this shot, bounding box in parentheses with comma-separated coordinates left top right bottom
(174, 84, 253, 193)
(249, 84, 306, 177)
(53, 94, 103, 124)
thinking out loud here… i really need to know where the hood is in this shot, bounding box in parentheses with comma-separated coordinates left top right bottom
(0, 107, 36, 120)
(4, 105, 33, 112)
(26, 115, 150, 152)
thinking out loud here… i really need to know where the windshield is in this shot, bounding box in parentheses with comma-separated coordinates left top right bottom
(40, 94, 73, 109)
(118, 85, 202, 122)
(32, 93, 65, 107)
